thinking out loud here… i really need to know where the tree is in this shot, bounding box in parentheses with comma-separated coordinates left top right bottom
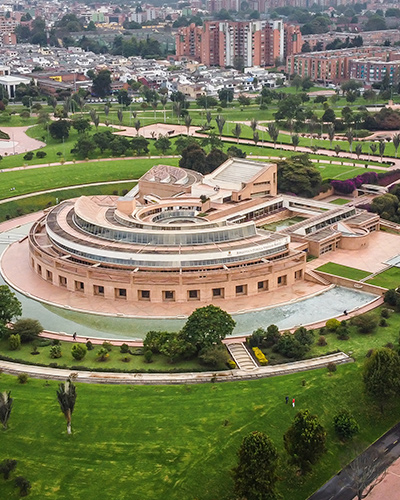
(393, 133, 400, 158)
(72, 118, 91, 134)
(253, 131, 260, 147)
(322, 108, 336, 123)
(328, 124, 335, 148)
(92, 70, 112, 98)
(180, 305, 236, 352)
(267, 123, 279, 148)
(370, 142, 377, 155)
(117, 89, 132, 108)
(73, 135, 95, 158)
(154, 135, 171, 155)
(333, 409, 359, 440)
(151, 99, 158, 119)
(218, 88, 234, 103)
(71, 343, 87, 360)
(49, 120, 71, 141)
(0, 391, 13, 429)
(347, 451, 388, 500)
(284, 409, 327, 473)
(117, 109, 124, 125)
(57, 378, 77, 434)
(291, 134, 300, 151)
(179, 143, 207, 173)
(355, 143, 363, 160)
(250, 118, 258, 133)
(184, 114, 192, 135)
(277, 154, 322, 197)
(363, 348, 400, 413)
(334, 144, 341, 157)
(131, 136, 149, 155)
(12, 319, 42, 342)
(233, 123, 242, 143)
(379, 139, 386, 161)
(160, 94, 168, 123)
(238, 94, 251, 106)
(215, 114, 226, 139)
(233, 431, 279, 500)
(206, 148, 228, 172)
(0, 285, 22, 327)
(346, 129, 354, 153)
(134, 119, 141, 136)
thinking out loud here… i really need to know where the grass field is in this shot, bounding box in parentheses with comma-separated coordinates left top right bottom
(329, 198, 350, 205)
(315, 262, 371, 281)
(366, 267, 400, 290)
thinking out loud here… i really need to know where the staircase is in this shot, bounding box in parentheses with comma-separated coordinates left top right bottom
(305, 269, 332, 286)
(226, 342, 258, 371)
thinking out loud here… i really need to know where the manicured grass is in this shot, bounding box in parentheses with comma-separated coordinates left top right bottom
(2, 356, 400, 500)
(261, 216, 306, 232)
(315, 262, 371, 281)
(329, 198, 350, 205)
(366, 267, 400, 290)
(0, 182, 139, 222)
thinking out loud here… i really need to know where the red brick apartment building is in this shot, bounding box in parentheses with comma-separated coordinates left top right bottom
(176, 20, 302, 67)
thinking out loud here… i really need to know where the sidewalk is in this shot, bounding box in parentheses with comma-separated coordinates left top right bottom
(0, 352, 351, 385)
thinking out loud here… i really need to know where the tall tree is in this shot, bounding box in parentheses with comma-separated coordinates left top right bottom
(151, 99, 158, 119)
(160, 94, 168, 123)
(49, 120, 71, 141)
(284, 409, 326, 474)
(370, 143, 377, 155)
(117, 109, 124, 125)
(0, 285, 22, 326)
(154, 135, 171, 154)
(184, 114, 192, 135)
(267, 123, 279, 149)
(253, 131, 259, 147)
(363, 347, 400, 413)
(215, 114, 226, 138)
(334, 144, 341, 157)
(0, 391, 13, 429)
(379, 139, 386, 161)
(180, 305, 236, 352)
(250, 118, 258, 133)
(346, 129, 354, 153)
(328, 123, 335, 148)
(355, 143, 362, 160)
(92, 70, 112, 98)
(57, 378, 77, 434)
(233, 431, 279, 500)
(393, 133, 400, 158)
(233, 123, 242, 144)
(291, 134, 300, 151)
(134, 120, 141, 136)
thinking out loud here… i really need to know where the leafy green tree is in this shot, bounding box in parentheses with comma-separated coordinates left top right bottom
(291, 134, 300, 151)
(274, 333, 309, 359)
(351, 314, 378, 334)
(57, 379, 77, 434)
(0, 391, 13, 429)
(227, 145, 246, 158)
(333, 409, 360, 440)
(117, 89, 132, 108)
(49, 119, 71, 141)
(71, 343, 87, 361)
(233, 431, 279, 500)
(393, 133, 400, 158)
(130, 136, 149, 155)
(179, 143, 207, 173)
(206, 148, 228, 172)
(215, 114, 226, 138)
(8, 334, 21, 351)
(0, 285, 22, 327)
(363, 348, 400, 413)
(355, 143, 362, 160)
(218, 88, 234, 103)
(72, 118, 91, 134)
(379, 139, 386, 161)
(73, 135, 96, 158)
(233, 123, 242, 143)
(93, 130, 113, 153)
(267, 123, 279, 148)
(154, 135, 171, 155)
(12, 319, 42, 342)
(293, 327, 314, 346)
(277, 154, 321, 197)
(92, 69, 112, 98)
(284, 409, 327, 473)
(0, 459, 17, 479)
(180, 305, 236, 352)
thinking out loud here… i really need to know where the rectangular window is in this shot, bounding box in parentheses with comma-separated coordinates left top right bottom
(188, 289, 200, 300)
(277, 275, 287, 286)
(295, 270, 302, 280)
(212, 288, 224, 298)
(94, 285, 104, 296)
(139, 290, 150, 301)
(258, 280, 268, 292)
(59, 276, 67, 287)
(46, 270, 53, 282)
(115, 288, 127, 299)
(235, 284, 247, 296)
(75, 281, 85, 292)
(37, 264, 42, 275)
(163, 290, 175, 301)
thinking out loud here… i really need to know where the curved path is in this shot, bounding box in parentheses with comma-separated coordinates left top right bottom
(0, 126, 45, 155)
(0, 351, 351, 385)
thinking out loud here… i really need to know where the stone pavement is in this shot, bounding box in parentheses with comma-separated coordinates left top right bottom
(0, 352, 352, 385)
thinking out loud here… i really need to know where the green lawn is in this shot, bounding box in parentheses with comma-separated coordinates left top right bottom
(2, 359, 400, 500)
(367, 267, 400, 290)
(329, 198, 350, 205)
(315, 262, 371, 281)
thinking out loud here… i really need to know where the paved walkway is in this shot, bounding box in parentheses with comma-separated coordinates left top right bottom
(0, 351, 352, 385)
(0, 126, 45, 155)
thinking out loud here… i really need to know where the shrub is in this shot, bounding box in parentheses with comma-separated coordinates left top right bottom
(351, 314, 378, 334)
(0, 458, 17, 479)
(71, 343, 87, 361)
(326, 318, 341, 331)
(199, 344, 229, 367)
(252, 347, 268, 366)
(36, 151, 47, 158)
(52, 339, 60, 346)
(17, 373, 28, 384)
(86, 340, 94, 351)
(120, 343, 130, 354)
(144, 349, 153, 363)
(265, 324, 280, 347)
(337, 329, 350, 340)
(294, 327, 314, 346)
(8, 334, 21, 351)
(97, 347, 109, 361)
(385, 342, 394, 349)
(379, 318, 388, 327)
(317, 336, 327, 346)
(381, 308, 390, 318)
(15, 476, 31, 497)
(384, 289, 398, 307)
(333, 409, 359, 440)
(102, 341, 113, 352)
(227, 359, 236, 369)
(248, 328, 266, 347)
(30, 345, 39, 355)
(327, 362, 337, 373)
(23, 151, 34, 161)
(274, 333, 309, 359)
(49, 345, 62, 359)
(12, 318, 43, 342)
(121, 356, 130, 363)
(366, 348, 375, 358)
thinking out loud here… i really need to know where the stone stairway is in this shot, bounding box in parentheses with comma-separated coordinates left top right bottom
(305, 269, 332, 286)
(226, 342, 258, 371)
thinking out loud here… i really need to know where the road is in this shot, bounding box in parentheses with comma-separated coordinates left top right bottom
(309, 422, 400, 500)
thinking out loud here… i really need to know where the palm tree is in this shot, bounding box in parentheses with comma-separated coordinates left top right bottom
(134, 120, 141, 136)
(0, 391, 13, 429)
(334, 144, 341, 157)
(117, 109, 123, 125)
(89, 109, 97, 122)
(267, 123, 279, 149)
(104, 104, 110, 117)
(206, 111, 212, 125)
(233, 123, 242, 144)
(172, 102, 181, 124)
(393, 133, 400, 158)
(253, 131, 259, 147)
(151, 100, 158, 119)
(184, 114, 192, 135)
(160, 95, 168, 123)
(328, 124, 335, 148)
(215, 114, 226, 139)
(379, 139, 386, 162)
(370, 142, 377, 156)
(250, 118, 258, 133)
(346, 129, 354, 154)
(291, 134, 300, 151)
(57, 379, 76, 435)
(93, 115, 100, 129)
(355, 143, 362, 160)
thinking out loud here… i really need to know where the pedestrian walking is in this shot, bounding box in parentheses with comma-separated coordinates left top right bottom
(292, 398, 295, 408)
(72, 332, 77, 341)
(285, 396, 289, 404)
(343, 310, 348, 315)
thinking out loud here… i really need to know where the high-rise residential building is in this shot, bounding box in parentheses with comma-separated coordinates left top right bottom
(175, 21, 302, 67)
